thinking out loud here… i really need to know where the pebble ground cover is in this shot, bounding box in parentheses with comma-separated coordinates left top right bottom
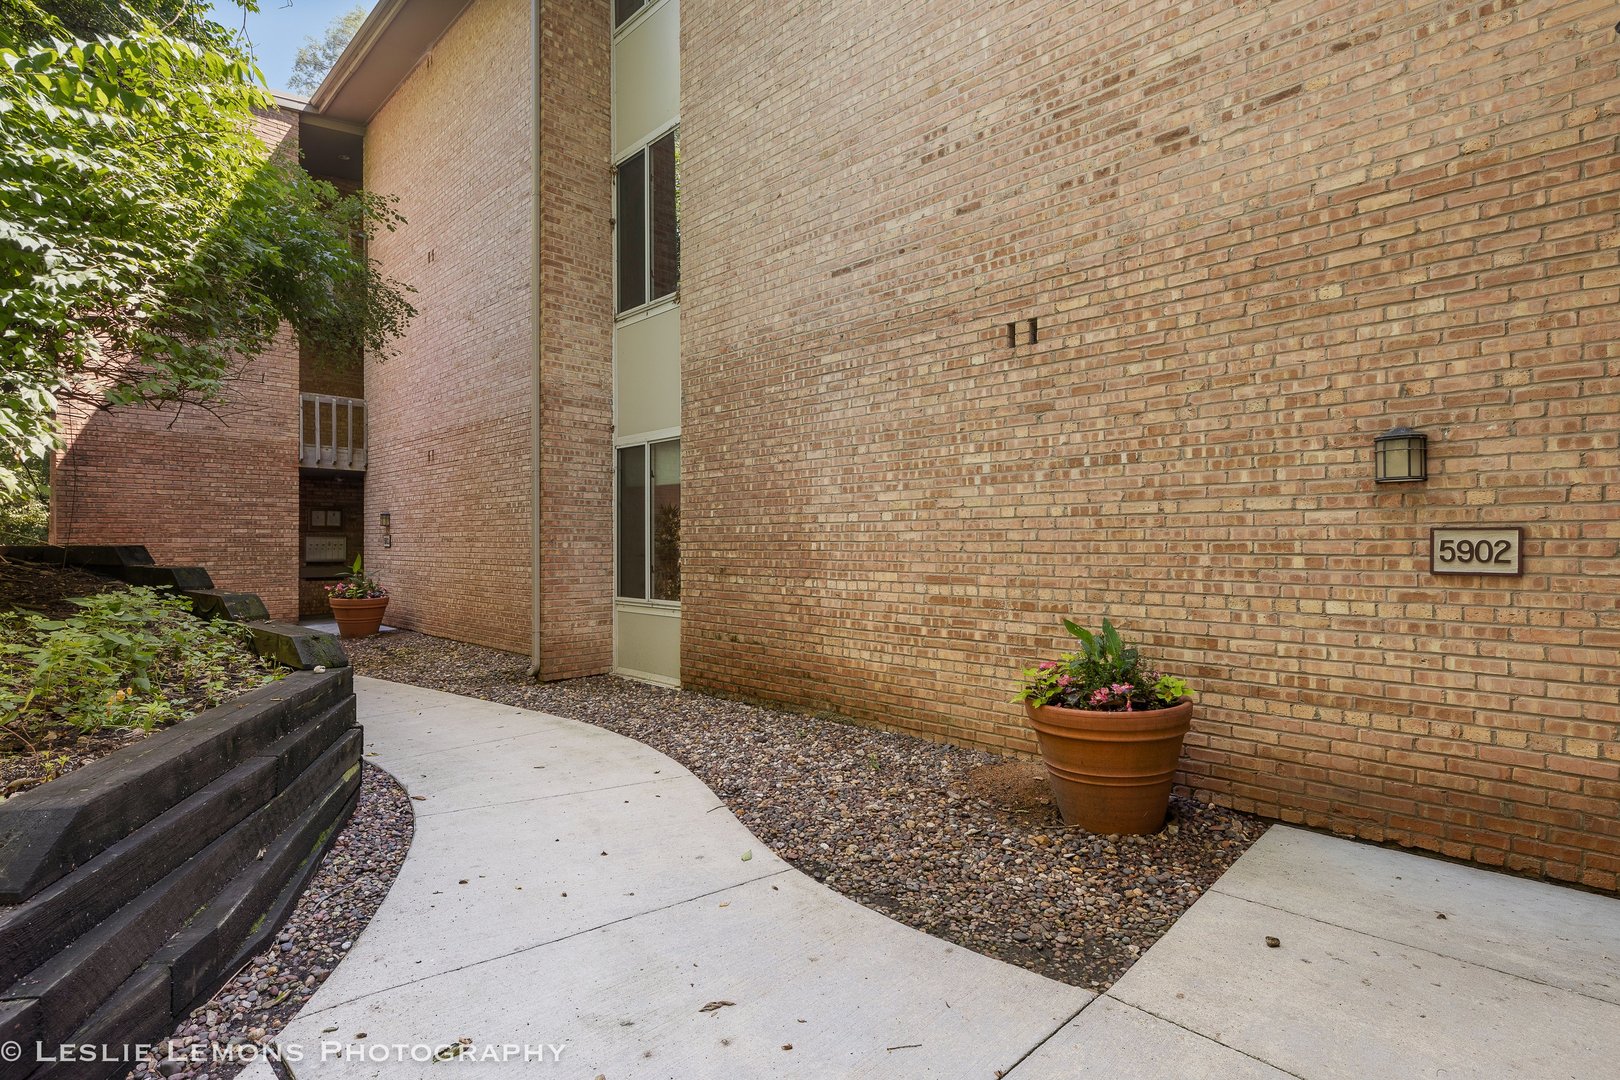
(344, 630, 1264, 990)
(128, 766, 413, 1080)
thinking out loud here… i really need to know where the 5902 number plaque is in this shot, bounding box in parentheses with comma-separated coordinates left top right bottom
(1431, 527, 1522, 576)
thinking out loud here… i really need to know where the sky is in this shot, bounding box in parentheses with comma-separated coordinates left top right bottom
(206, 0, 373, 94)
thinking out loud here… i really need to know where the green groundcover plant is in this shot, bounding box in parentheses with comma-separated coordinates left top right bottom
(1016, 617, 1191, 712)
(0, 586, 283, 741)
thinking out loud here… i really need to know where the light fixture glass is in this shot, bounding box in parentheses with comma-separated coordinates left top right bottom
(1374, 427, 1427, 483)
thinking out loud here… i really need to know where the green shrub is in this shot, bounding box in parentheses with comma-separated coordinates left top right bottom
(0, 587, 282, 739)
(0, 492, 48, 545)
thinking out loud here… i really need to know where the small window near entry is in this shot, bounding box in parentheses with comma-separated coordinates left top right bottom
(615, 129, 679, 316)
(615, 0, 647, 28)
(616, 439, 680, 602)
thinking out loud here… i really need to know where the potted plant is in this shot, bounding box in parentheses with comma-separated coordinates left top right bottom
(1015, 618, 1193, 835)
(325, 556, 389, 638)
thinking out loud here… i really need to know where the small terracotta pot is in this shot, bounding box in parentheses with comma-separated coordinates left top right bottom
(1024, 699, 1193, 835)
(328, 596, 389, 638)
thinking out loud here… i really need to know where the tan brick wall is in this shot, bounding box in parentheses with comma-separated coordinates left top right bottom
(536, 0, 615, 679)
(361, 0, 537, 654)
(50, 110, 302, 620)
(680, 0, 1620, 888)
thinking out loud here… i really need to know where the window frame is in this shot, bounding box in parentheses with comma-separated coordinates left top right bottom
(613, 430, 681, 609)
(611, 0, 672, 41)
(613, 121, 680, 322)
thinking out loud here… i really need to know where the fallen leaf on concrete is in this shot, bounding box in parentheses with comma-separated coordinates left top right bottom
(699, 1001, 736, 1013)
(411, 795, 426, 801)
(741, 850, 753, 862)
(1265, 936, 1280, 948)
(1436, 912, 1447, 920)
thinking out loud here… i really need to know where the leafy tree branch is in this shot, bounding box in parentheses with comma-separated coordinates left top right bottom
(0, 4, 415, 498)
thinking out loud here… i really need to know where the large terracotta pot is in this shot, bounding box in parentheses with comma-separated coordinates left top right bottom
(328, 596, 389, 638)
(1024, 699, 1193, 835)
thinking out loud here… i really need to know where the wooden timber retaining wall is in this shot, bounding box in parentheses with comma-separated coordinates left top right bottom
(0, 668, 360, 1080)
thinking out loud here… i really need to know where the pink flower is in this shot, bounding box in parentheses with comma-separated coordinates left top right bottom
(1057, 675, 1071, 687)
(1038, 661, 1057, 670)
(1090, 688, 1110, 705)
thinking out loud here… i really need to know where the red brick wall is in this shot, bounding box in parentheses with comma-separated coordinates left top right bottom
(50, 110, 302, 619)
(360, 0, 537, 654)
(679, 0, 1620, 888)
(535, 0, 615, 679)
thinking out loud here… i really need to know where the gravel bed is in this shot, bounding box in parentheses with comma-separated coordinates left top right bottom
(128, 764, 414, 1080)
(344, 630, 1264, 991)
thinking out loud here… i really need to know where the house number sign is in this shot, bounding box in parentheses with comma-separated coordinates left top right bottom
(1431, 527, 1522, 576)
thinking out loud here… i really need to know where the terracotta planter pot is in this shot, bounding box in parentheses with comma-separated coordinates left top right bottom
(1024, 699, 1193, 835)
(328, 596, 389, 638)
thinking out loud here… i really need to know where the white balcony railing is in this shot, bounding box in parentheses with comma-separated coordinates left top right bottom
(299, 393, 367, 471)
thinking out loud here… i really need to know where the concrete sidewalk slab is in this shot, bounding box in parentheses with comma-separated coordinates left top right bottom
(1011, 826, 1620, 1080)
(372, 729, 686, 817)
(279, 869, 1088, 1079)
(1209, 825, 1620, 1005)
(1009, 996, 1293, 1079)
(272, 679, 1091, 1078)
(1102, 888, 1619, 1080)
(300, 777, 784, 992)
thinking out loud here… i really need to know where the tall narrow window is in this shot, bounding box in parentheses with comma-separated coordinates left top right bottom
(615, 148, 647, 314)
(616, 438, 680, 602)
(651, 440, 681, 601)
(649, 130, 679, 301)
(615, 129, 679, 315)
(616, 445, 647, 599)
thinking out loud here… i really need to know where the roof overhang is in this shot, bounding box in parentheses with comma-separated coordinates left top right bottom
(307, 0, 478, 126)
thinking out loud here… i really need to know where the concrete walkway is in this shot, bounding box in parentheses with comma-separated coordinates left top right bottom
(261, 678, 1620, 1078)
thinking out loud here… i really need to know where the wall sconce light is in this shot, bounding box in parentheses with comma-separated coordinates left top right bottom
(1374, 427, 1428, 483)
(379, 512, 391, 529)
